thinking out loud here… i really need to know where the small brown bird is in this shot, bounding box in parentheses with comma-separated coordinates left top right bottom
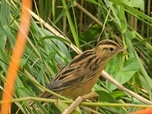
(32, 39, 123, 103)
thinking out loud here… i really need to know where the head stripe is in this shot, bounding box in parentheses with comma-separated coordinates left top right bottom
(96, 40, 120, 47)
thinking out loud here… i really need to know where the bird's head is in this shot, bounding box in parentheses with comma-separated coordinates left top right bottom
(94, 39, 124, 59)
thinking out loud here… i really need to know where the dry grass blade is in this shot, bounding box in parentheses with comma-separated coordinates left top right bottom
(101, 71, 152, 104)
(62, 92, 98, 114)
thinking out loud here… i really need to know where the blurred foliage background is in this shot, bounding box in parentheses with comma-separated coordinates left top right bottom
(0, 0, 152, 114)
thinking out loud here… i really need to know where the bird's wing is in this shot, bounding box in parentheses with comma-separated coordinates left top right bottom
(48, 50, 100, 91)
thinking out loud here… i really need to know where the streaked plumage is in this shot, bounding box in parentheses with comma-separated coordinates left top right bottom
(32, 40, 123, 103)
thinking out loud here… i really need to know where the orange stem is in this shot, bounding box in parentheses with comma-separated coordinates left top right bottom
(131, 108, 152, 114)
(0, 0, 32, 114)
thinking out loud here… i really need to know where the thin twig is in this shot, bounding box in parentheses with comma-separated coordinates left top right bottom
(62, 92, 98, 114)
(101, 71, 152, 105)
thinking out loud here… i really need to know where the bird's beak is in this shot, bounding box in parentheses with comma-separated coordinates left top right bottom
(119, 48, 125, 52)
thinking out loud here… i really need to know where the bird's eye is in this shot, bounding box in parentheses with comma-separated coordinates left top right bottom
(109, 47, 115, 52)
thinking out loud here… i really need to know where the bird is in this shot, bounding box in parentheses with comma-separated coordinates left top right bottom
(30, 39, 124, 105)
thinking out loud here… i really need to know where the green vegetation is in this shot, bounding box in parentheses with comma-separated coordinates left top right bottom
(0, 0, 152, 113)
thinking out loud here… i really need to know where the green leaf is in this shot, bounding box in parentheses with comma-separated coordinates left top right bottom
(96, 90, 116, 102)
(0, 0, 11, 49)
(0, 47, 9, 72)
(109, 0, 152, 26)
(110, 91, 126, 99)
(119, 6, 127, 33)
(79, 24, 101, 42)
(105, 54, 123, 77)
(61, 0, 80, 48)
(106, 57, 140, 91)
(122, 0, 144, 10)
(126, 31, 136, 40)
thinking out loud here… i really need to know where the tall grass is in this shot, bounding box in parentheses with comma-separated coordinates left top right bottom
(0, 0, 152, 113)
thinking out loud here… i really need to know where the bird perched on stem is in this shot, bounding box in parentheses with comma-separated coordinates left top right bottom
(30, 39, 124, 105)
